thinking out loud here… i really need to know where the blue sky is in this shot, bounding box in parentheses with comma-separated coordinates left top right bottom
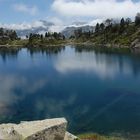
(0, 0, 53, 23)
(0, 0, 140, 24)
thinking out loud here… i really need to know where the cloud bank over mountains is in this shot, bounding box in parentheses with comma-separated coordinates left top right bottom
(0, 19, 100, 31)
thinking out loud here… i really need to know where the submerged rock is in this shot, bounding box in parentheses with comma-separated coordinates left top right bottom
(64, 132, 78, 140)
(131, 39, 140, 53)
(0, 118, 78, 140)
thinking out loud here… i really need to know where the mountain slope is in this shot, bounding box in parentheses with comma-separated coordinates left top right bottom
(62, 25, 95, 38)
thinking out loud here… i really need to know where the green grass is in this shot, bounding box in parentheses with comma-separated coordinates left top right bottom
(27, 38, 67, 47)
(78, 133, 126, 140)
(9, 39, 28, 46)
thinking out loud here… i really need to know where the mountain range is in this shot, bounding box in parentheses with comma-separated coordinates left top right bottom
(0, 20, 96, 39)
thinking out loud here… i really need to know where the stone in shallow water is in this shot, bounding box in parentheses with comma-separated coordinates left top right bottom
(0, 118, 70, 140)
(64, 132, 78, 140)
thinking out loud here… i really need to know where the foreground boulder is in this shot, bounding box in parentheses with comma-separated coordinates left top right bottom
(0, 118, 78, 140)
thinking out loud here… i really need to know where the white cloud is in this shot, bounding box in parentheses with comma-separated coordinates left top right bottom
(13, 3, 38, 16)
(47, 17, 63, 25)
(52, 0, 140, 19)
(49, 25, 65, 32)
(0, 21, 45, 30)
(68, 19, 103, 27)
(46, 17, 65, 32)
(88, 18, 103, 26)
(0, 19, 65, 33)
(0, 74, 47, 115)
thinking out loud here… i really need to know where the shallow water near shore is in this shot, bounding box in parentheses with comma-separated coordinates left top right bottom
(0, 46, 140, 137)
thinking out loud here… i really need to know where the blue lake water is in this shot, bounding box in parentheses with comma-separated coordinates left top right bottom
(0, 46, 140, 136)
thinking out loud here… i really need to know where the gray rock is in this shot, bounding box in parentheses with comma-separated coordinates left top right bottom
(0, 126, 23, 140)
(131, 39, 140, 53)
(131, 39, 140, 48)
(64, 132, 79, 140)
(0, 118, 71, 140)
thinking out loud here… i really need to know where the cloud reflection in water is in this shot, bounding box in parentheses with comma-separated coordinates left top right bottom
(55, 50, 133, 79)
(0, 74, 47, 116)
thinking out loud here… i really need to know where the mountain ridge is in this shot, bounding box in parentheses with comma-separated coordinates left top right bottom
(0, 20, 95, 39)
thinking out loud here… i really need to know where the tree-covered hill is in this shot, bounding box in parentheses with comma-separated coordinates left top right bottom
(71, 13, 140, 49)
(0, 28, 19, 45)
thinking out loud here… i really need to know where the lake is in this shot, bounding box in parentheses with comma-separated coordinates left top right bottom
(0, 46, 140, 136)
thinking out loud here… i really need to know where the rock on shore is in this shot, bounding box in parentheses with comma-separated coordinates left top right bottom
(131, 39, 140, 53)
(0, 118, 78, 140)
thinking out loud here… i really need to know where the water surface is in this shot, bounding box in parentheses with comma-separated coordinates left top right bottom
(0, 46, 140, 136)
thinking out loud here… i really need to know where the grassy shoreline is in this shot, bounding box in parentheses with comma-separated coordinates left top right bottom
(78, 133, 126, 140)
(77, 132, 140, 140)
(0, 39, 131, 48)
(0, 39, 138, 55)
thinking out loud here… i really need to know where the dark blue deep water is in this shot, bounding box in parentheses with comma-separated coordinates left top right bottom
(0, 46, 140, 136)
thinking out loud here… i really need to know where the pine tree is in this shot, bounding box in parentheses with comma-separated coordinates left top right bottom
(29, 33, 33, 43)
(0, 28, 4, 36)
(119, 18, 125, 34)
(125, 18, 131, 26)
(45, 32, 48, 38)
(120, 18, 125, 27)
(100, 23, 105, 32)
(40, 34, 43, 40)
(135, 13, 140, 26)
(95, 23, 100, 34)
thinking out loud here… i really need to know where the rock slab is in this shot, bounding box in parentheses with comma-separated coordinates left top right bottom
(0, 118, 76, 140)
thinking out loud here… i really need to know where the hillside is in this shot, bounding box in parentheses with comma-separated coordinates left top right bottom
(70, 14, 140, 51)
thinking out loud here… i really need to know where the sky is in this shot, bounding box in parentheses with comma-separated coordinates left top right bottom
(0, 0, 140, 25)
